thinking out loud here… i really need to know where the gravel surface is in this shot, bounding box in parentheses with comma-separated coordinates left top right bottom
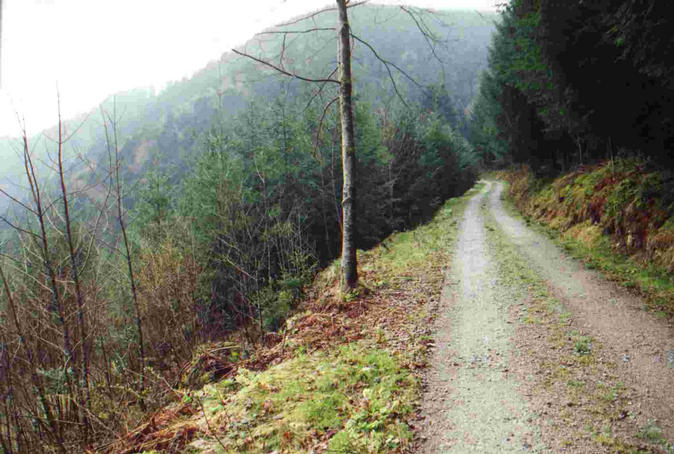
(420, 182, 546, 453)
(489, 181, 674, 440)
(420, 181, 674, 453)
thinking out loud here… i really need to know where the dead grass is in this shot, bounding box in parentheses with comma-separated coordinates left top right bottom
(497, 162, 674, 317)
(107, 403, 198, 454)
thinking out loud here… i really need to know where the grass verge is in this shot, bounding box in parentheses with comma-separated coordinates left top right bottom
(115, 186, 477, 454)
(494, 165, 674, 318)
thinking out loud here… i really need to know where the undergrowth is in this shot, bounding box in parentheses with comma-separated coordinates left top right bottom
(115, 186, 477, 454)
(497, 161, 674, 317)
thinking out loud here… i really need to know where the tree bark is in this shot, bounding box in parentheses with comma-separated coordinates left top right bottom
(337, 0, 358, 290)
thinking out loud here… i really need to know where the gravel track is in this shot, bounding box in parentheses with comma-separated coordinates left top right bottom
(421, 182, 545, 453)
(420, 181, 674, 453)
(489, 181, 674, 439)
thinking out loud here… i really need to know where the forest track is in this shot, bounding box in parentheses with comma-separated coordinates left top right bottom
(488, 181, 674, 444)
(420, 181, 546, 453)
(420, 181, 674, 453)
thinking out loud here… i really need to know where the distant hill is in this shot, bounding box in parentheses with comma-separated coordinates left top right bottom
(0, 5, 496, 213)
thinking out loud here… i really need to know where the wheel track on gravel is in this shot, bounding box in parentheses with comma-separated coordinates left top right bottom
(421, 181, 674, 453)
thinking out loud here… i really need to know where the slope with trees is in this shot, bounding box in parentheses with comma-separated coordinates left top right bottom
(0, 6, 494, 188)
(470, 0, 674, 171)
(0, 5, 493, 452)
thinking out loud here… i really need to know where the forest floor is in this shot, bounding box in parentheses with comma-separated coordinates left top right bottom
(419, 181, 674, 453)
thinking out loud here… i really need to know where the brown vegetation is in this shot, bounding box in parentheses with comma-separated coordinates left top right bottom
(499, 160, 674, 314)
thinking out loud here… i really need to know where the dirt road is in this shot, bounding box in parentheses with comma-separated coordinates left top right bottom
(420, 181, 674, 453)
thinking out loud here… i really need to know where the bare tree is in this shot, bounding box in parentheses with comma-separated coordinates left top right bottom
(101, 102, 147, 411)
(336, 0, 358, 289)
(55, 95, 92, 441)
(0, 260, 65, 453)
(232, 1, 437, 291)
(232, 1, 361, 291)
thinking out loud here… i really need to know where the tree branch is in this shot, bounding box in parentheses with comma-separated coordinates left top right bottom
(0, 215, 41, 239)
(302, 67, 339, 113)
(0, 187, 37, 215)
(232, 49, 339, 84)
(314, 96, 340, 159)
(350, 33, 424, 90)
(350, 32, 428, 108)
(400, 6, 445, 67)
(256, 27, 335, 36)
(280, 33, 287, 69)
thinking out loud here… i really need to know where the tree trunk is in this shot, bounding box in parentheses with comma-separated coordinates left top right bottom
(337, 0, 358, 290)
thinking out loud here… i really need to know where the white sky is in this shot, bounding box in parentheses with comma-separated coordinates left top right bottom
(0, 0, 497, 138)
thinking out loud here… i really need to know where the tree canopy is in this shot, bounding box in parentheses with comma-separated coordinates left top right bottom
(470, 0, 674, 172)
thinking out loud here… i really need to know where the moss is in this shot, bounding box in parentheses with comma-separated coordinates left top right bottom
(192, 342, 418, 453)
(573, 336, 593, 356)
(296, 392, 347, 429)
(498, 161, 674, 317)
(637, 420, 665, 443)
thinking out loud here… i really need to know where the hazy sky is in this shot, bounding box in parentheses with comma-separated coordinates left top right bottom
(0, 0, 497, 137)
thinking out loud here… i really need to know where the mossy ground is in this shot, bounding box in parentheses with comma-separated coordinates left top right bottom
(122, 187, 477, 454)
(495, 162, 674, 318)
(189, 343, 416, 453)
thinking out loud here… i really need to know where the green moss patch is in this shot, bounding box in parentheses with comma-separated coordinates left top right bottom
(498, 162, 674, 317)
(190, 343, 416, 453)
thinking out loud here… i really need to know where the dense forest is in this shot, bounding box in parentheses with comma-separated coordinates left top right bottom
(470, 0, 674, 172)
(468, 0, 674, 288)
(0, 5, 493, 452)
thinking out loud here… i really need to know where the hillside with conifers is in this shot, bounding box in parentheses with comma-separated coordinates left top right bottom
(1, 1, 673, 453)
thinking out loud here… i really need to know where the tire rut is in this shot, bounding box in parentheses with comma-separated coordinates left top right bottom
(489, 181, 674, 440)
(420, 181, 546, 453)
